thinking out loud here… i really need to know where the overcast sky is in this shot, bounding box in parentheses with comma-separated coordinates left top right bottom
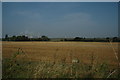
(2, 2, 118, 38)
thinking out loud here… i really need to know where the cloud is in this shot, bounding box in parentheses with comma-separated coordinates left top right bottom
(63, 13, 93, 24)
(9, 11, 97, 38)
(13, 10, 42, 19)
(54, 12, 96, 29)
(40, 12, 97, 38)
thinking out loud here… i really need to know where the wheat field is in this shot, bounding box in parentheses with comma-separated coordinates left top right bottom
(3, 41, 118, 65)
(2, 41, 120, 78)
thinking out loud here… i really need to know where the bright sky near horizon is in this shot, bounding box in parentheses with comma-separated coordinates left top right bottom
(2, 2, 118, 38)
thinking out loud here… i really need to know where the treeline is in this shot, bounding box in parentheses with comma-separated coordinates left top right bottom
(2, 34, 120, 42)
(64, 37, 120, 42)
(2, 34, 50, 41)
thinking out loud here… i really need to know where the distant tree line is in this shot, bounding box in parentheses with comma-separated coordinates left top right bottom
(2, 34, 120, 42)
(2, 34, 50, 41)
(64, 37, 120, 42)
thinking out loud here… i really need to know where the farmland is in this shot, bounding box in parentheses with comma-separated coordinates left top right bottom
(2, 41, 119, 78)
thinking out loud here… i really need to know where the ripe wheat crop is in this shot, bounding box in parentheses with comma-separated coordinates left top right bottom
(2, 41, 119, 78)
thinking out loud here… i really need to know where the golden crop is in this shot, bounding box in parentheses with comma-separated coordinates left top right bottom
(2, 41, 119, 66)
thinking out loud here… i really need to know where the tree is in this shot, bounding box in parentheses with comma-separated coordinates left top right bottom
(112, 37, 118, 42)
(14, 35, 29, 41)
(74, 37, 83, 41)
(106, 37, 110, 42)
(11, 35, 16, 41)
(5, 34, 8, 39)
(5, 34, 9, 41)
(41, 35, 50, 41)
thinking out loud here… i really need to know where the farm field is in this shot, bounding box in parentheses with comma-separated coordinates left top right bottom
(2, 41, 119, 78)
